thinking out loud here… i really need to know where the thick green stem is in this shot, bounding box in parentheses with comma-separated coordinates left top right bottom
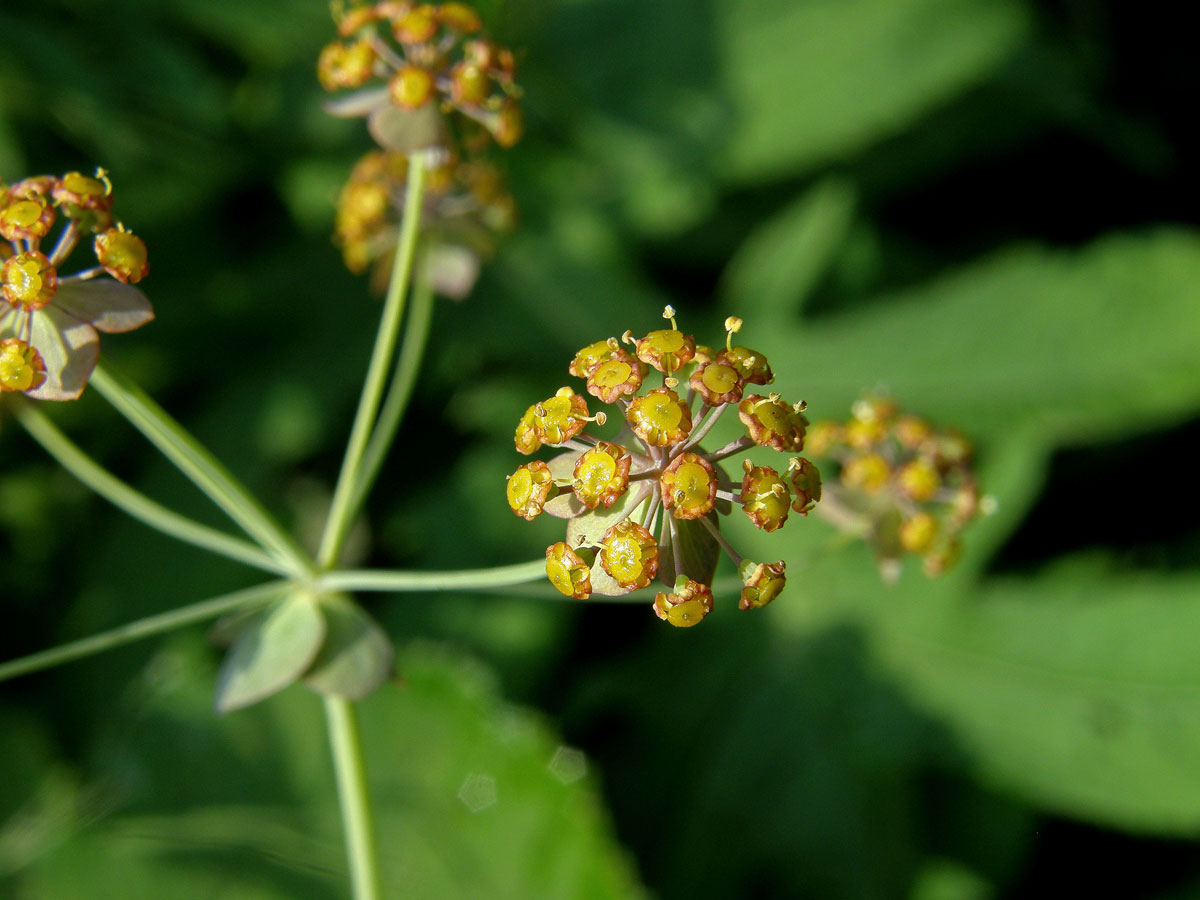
(324, 695, 382, 900)
(90, 362, 312, 578)
(13, 398, 288, 575)
(0, 581, 286, 684)
(318, 153, 428, 569)
(349, 258, 436, 518)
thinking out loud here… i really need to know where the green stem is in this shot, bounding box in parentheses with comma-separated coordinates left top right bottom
(319, 559, 547, 593)
(318, 153, 428, 569)
(90, 362, 313, 578)
(349, 256, 436, 518)
(0, 581, 286, 684)
(324, 695, 382, 900)
(13, 398, 288, 576)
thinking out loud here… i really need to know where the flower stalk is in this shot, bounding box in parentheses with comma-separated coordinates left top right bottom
(318, 152, 427, 569)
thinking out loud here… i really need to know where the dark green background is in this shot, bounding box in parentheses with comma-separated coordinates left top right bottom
(3, 1, 1199, 897)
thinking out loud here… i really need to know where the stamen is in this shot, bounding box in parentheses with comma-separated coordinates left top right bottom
(662, 304, 677, 331)
(724, 315, 742, 351)
(621, 329, 635, 345)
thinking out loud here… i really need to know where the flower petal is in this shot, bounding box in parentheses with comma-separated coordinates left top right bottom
(322, 86, 389, 118)
(55, 277, 154, 334)
(24, 306, 99, 401)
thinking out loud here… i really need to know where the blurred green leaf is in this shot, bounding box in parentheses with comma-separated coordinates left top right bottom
(719, 176, 858, 318)
(861, 561, 1200, 834)
(14, 638, 647, 899)
(714, 0, 1031, 181)
(214, 590, 324, 713)
(303, 595, 395, 701)
(763, 229, 1200, 444)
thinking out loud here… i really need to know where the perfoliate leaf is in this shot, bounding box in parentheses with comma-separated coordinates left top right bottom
(303, 595, 394, 701)
(213, 590, 325, 714)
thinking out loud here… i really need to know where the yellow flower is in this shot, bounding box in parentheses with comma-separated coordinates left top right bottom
(660, 452, 717, 520)
(572, 443, 631, 510)
(653, 577, 714, 627)
(627, 387, 691, 447)
(545, 541, 592, 599)
(598, 520, 658, 590)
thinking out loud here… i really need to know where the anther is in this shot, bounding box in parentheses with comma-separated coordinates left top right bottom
(621, 329, 635, 345)
(793, 400, 807, 413)
(95, 167, 113, 196)
(664, 376, 678, 389)
(662, 305, 677, 330)
(768, 392, 782, 404)
(606, 336, 620, 351)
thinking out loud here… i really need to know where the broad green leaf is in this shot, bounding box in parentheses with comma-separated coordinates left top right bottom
(764, 229, 1200, 444)
(714, 0, 1030, 181)
(17, 809, 342, 900)
(719, 177, 858, 319)
(13, 638, 647, 900)
(862, 562, 1200, 834)
(214, 590, 325, 714)
(302, 595, 395, 700)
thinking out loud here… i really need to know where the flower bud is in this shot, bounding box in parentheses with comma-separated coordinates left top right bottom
(738, 560, 786, 610)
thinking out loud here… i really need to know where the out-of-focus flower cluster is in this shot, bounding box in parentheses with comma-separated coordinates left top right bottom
(319, 1, 522, 151)
(334, 149, 514, 296)
(806, 396, 989, 579)
(0, 170, 152, 401)
(505, 309, 821, 626)
(320, 2, 521, 294)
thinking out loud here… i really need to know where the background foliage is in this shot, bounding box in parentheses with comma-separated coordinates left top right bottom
(3, 0, 1199, 897)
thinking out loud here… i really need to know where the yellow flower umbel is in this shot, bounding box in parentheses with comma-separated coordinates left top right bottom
(0, 169, 153, 401)
(506, 308, 820, 624)
(320, 2, 522, 151)
(804, 394, 990, 580)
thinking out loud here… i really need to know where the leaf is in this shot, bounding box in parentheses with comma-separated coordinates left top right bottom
(764, 229, 1200, 444)
(657, 512, 721, 589)
(213, 590, 325, 714)
(367, 104, 447, 154)
(14, 638, 648, 900)
(718, 177, 858, 319)
(54, 278, 155, 334)
(543, 448, 587, 518)
(862, 562, 1200, 834)
(23, 306, 99, 402)
(714, 0, 1031, 181)
(302, 595, 395, 701)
